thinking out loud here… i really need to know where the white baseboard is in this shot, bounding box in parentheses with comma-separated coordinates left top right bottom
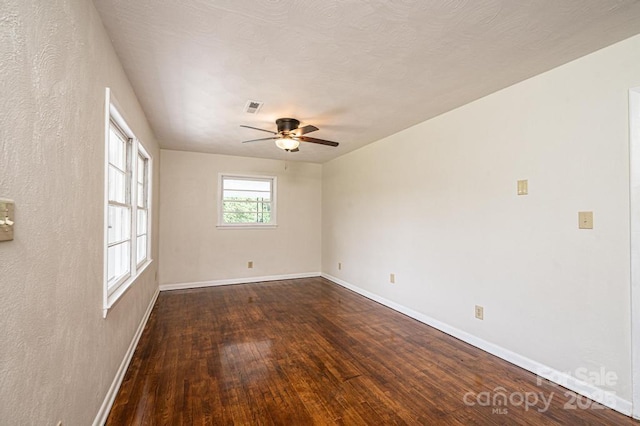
(159, 272, 321, 292)
(321, 273, 632, 417)
(93, 288, 160, 426)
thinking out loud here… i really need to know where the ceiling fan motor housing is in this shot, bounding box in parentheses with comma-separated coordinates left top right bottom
(276, 118, 300, 134)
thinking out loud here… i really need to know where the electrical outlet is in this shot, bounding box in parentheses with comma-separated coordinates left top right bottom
(578, 211, 593, 229)
(390, 273, 395, 284)
(475, 305, 484, 320)
(517, 179, 528, 195)
(338, 262, 342, 270)
(247, 261, 253, 269)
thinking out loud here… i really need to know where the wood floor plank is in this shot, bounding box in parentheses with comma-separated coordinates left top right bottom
(106, 277, 639, 425)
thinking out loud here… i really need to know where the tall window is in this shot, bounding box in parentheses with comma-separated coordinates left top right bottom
(107, 121, 132, 285)
(136, 153, 149, 265)
(218, 174, 276, 227)
(104, 88, 152, 315)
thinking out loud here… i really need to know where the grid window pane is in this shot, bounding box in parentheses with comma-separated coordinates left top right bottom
(137, 156, 145, 183)
(223, 179, 270, 202)
(137, 183, 144, 207)
(224, 179, 270, 192)
(136, 235, 147, 264)
(222, 212, 271, 223)
(108, 241, 130, 285)
(109, 127, 127, 169)
(223, 200, 271, 212)
(108, 205, 131, 243)
(223, 212, 258, 223)
(108, 166, 127, 204)
(137, 209, 147, 236)
(223, 189, 271, 201)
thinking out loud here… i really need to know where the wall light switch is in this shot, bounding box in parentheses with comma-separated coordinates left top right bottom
(578, 211, 593, 229)
(517, 179, 528, 195)
(0, 199, 14, 242)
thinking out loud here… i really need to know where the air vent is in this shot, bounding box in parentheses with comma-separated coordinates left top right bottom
(244, 100, 264, 114)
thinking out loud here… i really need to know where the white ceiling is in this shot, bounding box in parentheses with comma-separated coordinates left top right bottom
(94, 0, 640, 163)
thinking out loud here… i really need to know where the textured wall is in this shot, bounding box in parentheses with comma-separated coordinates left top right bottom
(0, 1, 160, 424)
(322, 35, 640, 401)
(159, 150, 321, 285)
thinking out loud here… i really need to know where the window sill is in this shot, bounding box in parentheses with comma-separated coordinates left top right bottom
(103, 259, 153, 318)
(216, 224, 277, 230)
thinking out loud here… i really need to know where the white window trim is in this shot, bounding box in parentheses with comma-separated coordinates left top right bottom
(217, 173, 277, 229)
(103, 88, 153, 317)
(135, 143, 152, 268)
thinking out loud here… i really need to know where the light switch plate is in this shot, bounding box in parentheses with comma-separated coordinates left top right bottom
(0, 199, 15, 242)
(578, 211, 593, 229)
(517, 179, 528, 195)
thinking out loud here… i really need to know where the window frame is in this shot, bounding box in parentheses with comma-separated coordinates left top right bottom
(103, 88, 153, 317)
(106, 119, 133, 290)
(217, 173, 277, 229)
(135, 148, 151, 268)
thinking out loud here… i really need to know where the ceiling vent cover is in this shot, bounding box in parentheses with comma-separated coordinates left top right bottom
(244, 100, 264, 114)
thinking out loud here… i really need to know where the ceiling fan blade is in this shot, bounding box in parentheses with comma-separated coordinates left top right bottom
(298, 135, 339, 147)
(292, 125, 319, 136)
(289, 147, 300, 152)
(240, 125, 277, 135)
(242, 137, 279, 143)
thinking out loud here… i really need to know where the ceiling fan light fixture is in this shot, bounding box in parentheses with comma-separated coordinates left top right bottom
(241, 118, 339, 150)
(276, 136, 299, 151)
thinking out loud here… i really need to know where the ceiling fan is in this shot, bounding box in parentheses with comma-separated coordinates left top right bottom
(240, 118, 339, 152)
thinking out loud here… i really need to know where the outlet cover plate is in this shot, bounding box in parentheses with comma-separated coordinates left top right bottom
(578, 211, 593, 229)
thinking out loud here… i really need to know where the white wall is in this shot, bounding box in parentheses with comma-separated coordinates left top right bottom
(322, 35, 640, 401)
(159, 150, 321, 286)
(0, 1, 160, 424)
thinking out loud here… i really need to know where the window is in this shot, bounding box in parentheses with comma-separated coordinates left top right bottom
(218, 174, 276, 227)
(104, 88, 152, 315)
(107, 121, 132, 285)
(136, 153, 149, 265)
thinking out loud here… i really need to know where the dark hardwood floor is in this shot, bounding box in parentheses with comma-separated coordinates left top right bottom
(107, 277, 637, 425)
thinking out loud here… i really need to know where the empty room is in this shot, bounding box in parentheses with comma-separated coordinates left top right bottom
(4, 0, 640, 424)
